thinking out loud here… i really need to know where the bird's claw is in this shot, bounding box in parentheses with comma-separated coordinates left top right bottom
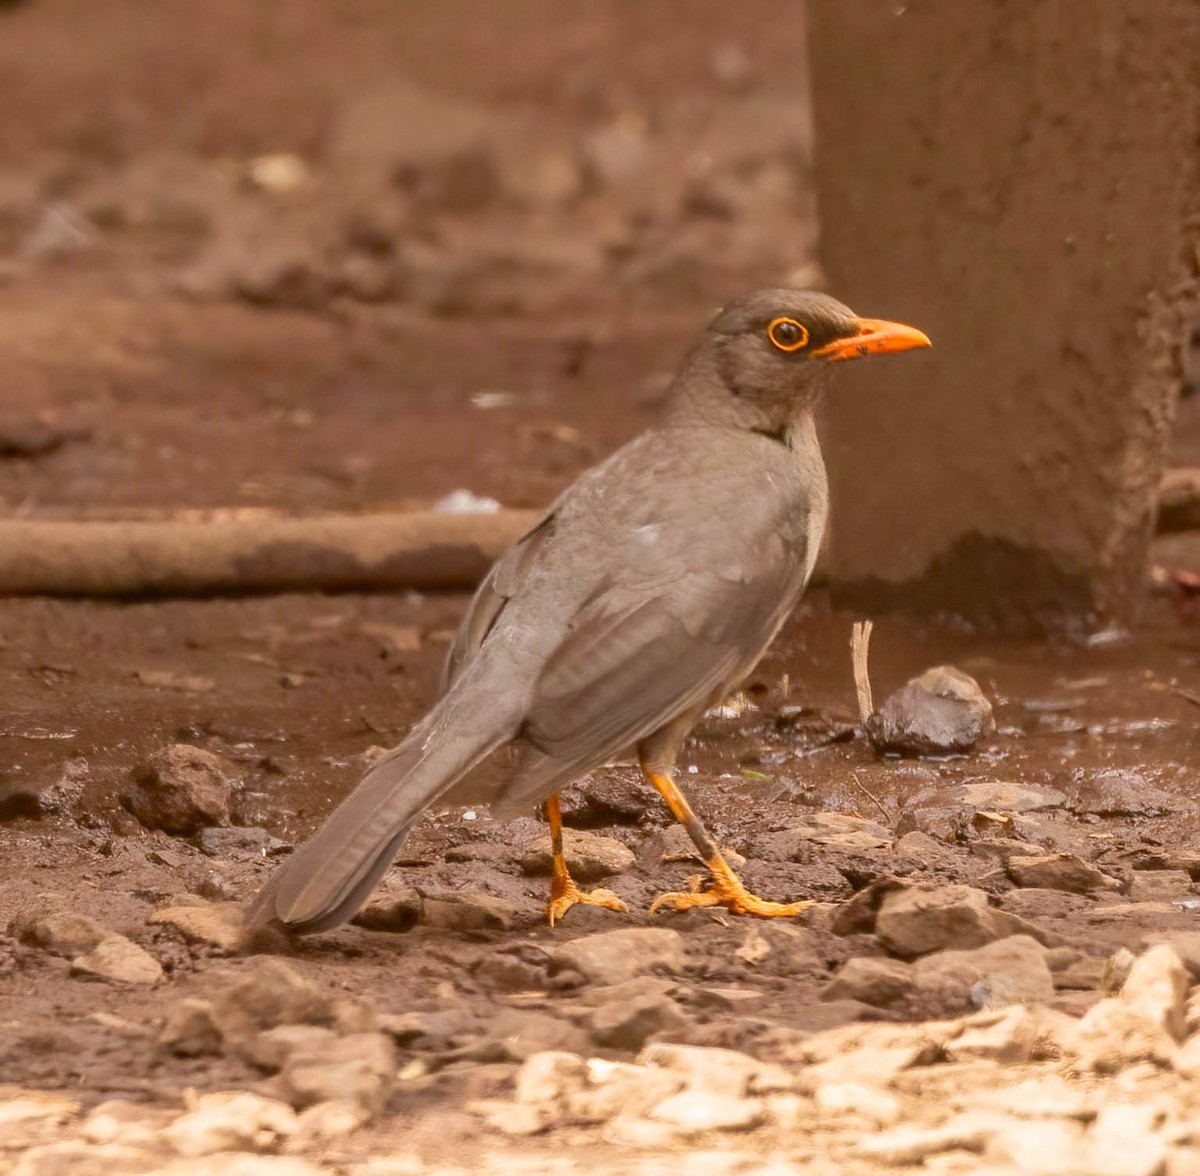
(546, 878, 628, 927)
(650, 869, 815, 919)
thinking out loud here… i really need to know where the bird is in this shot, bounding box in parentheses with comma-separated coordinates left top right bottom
(246, 289, 930, 935)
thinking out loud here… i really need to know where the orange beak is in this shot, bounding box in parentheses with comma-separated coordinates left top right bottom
(812, 317, 932, 363)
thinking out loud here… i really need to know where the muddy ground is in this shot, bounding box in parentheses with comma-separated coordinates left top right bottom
(2, 3, 1200, 1174)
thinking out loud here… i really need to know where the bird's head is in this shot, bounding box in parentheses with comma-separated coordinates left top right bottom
(672, 288, 931, 434)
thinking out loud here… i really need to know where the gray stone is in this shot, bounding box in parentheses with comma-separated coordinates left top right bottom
(876, 885, 1043, 958)
(209, 959, 333, 1054)
(550, 928, 685, 985)
(420, 892, 517, 932)
(278, 1032, 397, 1114)
(866, 666, 995, 756)
(1007, 853, 1119, 894)
(123, 744, 239, 835)
(520, 829, 635, 882)
(821, 956, 915, 1009)
(913, 936, 1055, 1016)
(589, 991, 688, 1052)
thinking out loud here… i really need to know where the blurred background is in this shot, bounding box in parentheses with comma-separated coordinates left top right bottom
(0, 0, 819, 518)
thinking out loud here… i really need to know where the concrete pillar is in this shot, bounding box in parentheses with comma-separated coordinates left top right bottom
(808, 0, 1200, 628)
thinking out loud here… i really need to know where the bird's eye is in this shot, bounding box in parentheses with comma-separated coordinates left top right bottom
(767, 317, 809, 352)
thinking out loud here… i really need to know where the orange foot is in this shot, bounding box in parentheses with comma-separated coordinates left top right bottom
(650, 861, 814, 919)
(546, 877, 628, 927)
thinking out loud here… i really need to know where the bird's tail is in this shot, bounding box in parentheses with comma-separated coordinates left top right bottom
(246, 669, 519, 934)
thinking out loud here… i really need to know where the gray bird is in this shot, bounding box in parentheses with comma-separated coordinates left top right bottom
(247, 289, 930, 934)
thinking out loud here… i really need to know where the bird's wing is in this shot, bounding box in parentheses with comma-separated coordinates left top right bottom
(440, 511, 557, 694)
(523, 533, 804, 769)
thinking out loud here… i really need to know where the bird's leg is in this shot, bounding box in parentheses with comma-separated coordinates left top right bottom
(641, 755, 814, 919)
(543, 793, 628, 926)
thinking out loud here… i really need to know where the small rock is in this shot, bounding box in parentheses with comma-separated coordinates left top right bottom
(164, 1091, 297, 1157)
(197, 827, 288, 858)
(209, 959, 333, 1054)
(1120, 944, 1190, 1041)
(71, 935, 163, 985)
(568, 1058, 684, 1125)
(123, 745, 239, 835)
(487, 1008, 590, 1061)
(639, 1043, 793, 1097)
(11, 910, 110, 957)
(278, 1032, 397, 1114)
(82, 1099, 174, 1147)
(1141, 932, 1200, 981)
(1063, 768, 1197, 818)
(246, 1026, 338, 1073)
(519, 830, 635, 881)
(946, 1004, 1076, 1064)
(912, 935, 1055, 1016)
(876, 885, 1043, 958)
(158, 998, 222, 1057)
(580, 115, 651, 188)
(549, 928, 685, 985)
(814, 1082, 900, 1125)
(648, 1090, 764, 1134)
(354, 887, 423, 934)
(514, 1051, 587, 1106)
(821, 956, 914, 1009)
(292, 1099, 370, 1143)
(1129, 870, 1194, 902)
(589, 991, 688, 1051)
(151, 902, 245, 952)
(955, 782, 1067, 812)
(8, 1142, 162, 1176)
(420, 891, 517, 931)
(858, 1115, 997, 1164)
(1083, 1103, 1169, 1176)
(986, 1116, 1088, 1172)
(865, 665, 995, 756)
(1007, 853, 1119, 894)
(1076, 945, 1190, 1070)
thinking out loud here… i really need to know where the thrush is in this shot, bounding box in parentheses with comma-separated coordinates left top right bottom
(247, 289, 930, 933)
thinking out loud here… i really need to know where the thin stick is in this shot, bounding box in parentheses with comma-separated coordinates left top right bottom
(850, 619, 875, 722)
(851, 770, 890, 823)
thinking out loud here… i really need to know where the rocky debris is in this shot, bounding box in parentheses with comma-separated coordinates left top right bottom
(647, 1090, 764, 1134)
(276, 1032, 397, 1115)
(197, 827, 289, 858)
(151, 901, 245, 952)
(872, 884, 1047, 957)
(640, 1043, 794, 1097)
(10, 909, 111, 957)
(1076, 944, 1190, 1070)
(866, 665, 995, 756)
(419, 890, 520, 932)
(1128, 869, 1194, 902)
(1062, 768, 1199, 819)
(519, 829, 635, 882)
(0, 756, 88, 819)
(549, 927, 685, 985)
(82, 1100, 175, 1148)
(158, 998, 223, 1057)
(188, 959, 334, 1059)
(122, 744, 240, 835)
(821, 956, 915, 1010)
(164, 1092, 297, 1157)
(588, 988, 689, 1052)
(353, 885, 423, 933)
(69, 934, 164, 985)
(1007, 852, 1120, 894)
(910, 935, 1056, 1016)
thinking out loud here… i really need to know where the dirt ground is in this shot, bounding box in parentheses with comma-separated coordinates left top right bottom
(3, 4, 1200, 1175)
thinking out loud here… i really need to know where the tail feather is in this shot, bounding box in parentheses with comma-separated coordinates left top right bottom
(247, 675, 519, 934)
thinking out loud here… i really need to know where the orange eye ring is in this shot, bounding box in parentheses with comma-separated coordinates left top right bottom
(767, 317, 809, 352)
